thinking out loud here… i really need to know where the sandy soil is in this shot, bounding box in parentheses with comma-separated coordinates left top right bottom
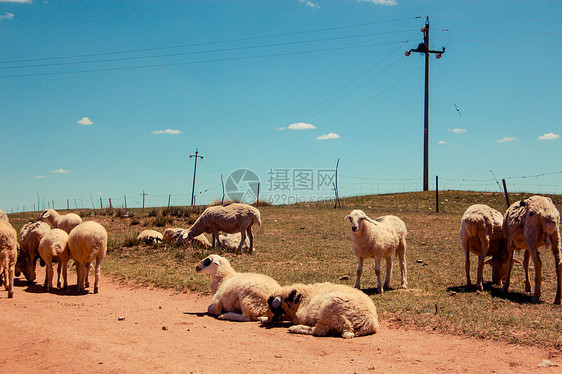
(1, 267, 560, 374)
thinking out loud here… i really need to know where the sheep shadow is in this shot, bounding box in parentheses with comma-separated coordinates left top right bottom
(22, 282, 90, 296)
(361, 286, 395, 296)
(182, 311, 208, 318)
(446, 283, 535, 304)
(258, 321, 293, 330)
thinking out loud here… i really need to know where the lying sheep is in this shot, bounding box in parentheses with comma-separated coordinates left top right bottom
(261, 282, 379, 339)
(503, 196, 562, 304)
(345, 210, 407, 293)
(460, 204, 511, 291)
(163, 228, 211, 248)
(219, 233, 249, 251)
(137, 229, 163, 244)
(38, 228, 71, 291)
(0, 208, 8, 223)
(0, 221, 17, 298)
(183, 203, 261, 252)
(39, 208, 82, 234)
(68, 221, 107, 294)
(18, 221, 52, 282)
(195, 254, 280, 321)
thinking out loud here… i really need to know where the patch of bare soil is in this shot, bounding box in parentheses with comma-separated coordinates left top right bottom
(1, 267, 560, 373)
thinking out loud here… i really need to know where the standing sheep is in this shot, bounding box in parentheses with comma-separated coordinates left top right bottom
(261, 282, 379, 339)
(502, 196, 561, 304)
(460, 204, 511, 291)
(38, 228, 71, 291)
(19, 221, 52, 282)
(0, 221, 17, 298)
(68, 221, 107, 294)
(0, 208, 9, 223)
(183, 203, 261, 253)
(195, 254, 280, 321)
(39, 209, 82, 234)
(345, 210, 408, 293)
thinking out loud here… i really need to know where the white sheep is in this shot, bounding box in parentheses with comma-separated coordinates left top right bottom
(163, 228, 183, 243)
(502, 196, 561, 304)
(183, 203, 261, 252)
(0, 221, 17, 298)
(37, 228, 71, 291)
(39, 208, 82, 234)
(195, 254, 280, 322)
(261, 282, 379, 339)
(137, 229, 163, 244)
(219, 233, 249, 251)
(460, 204, 511, 291)
(162, 227, 211, 248)
(19, 221, 52, 282)
(345, 210, 408, 293)
(0, 208, 9, 223)
(68, 221, 107, 294)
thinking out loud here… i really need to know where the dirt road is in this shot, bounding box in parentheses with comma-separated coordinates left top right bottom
(1, 267, 560, 373)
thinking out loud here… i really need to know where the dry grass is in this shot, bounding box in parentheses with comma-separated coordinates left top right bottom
(7, 191, 562, 349)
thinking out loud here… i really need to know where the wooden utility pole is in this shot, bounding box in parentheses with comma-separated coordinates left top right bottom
(189, 149, 203, 206)
(406, 17, 445, 191)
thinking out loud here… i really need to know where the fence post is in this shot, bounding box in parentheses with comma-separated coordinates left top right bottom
(435, 175, 439, 213)
(256, 183, 260, 208)
(109, 198, 112, 209)
(99, 197, 103, 210)
(502, 179, 510, 208)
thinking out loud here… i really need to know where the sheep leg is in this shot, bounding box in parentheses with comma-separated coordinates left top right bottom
(523, 250, 531, 293)
(502, 240, 516, 294)
(212, 230, 219, 249)
(84, 263, 90, 288)
(384, 256, 392, 290)
(476, 233, 490, 292)
(550, 231, 561, 305)
(238, 230, 247, 253)
(463, 235, 472, 287)
(94, 259, 102, 294)
(246, 227, 254, 253)
(354, 258, 364, 289)
(76, 263, 86, 292)
(62, 261, 68, 289)
(398, 238, 408, 289)
(45, 261, 53, 291)
(375, 258, 383, 294)
(288, 324, 314, 335)
(526, 236, 542, 304)
(7, 266, 14, 298)
(218, 312, 251, 322)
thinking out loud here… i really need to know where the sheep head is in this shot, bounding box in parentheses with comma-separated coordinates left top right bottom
(484, 253, 520, 285)
(195, 254, 222, 275)
(15, 245, 35, 283)
(344, 210, 377, 232)
(267, 288, 303, 321)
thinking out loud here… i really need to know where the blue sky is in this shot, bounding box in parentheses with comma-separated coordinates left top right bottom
(1, 0, 561, 212)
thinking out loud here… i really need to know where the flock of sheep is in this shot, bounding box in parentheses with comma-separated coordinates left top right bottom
(0, 195, 560, 339)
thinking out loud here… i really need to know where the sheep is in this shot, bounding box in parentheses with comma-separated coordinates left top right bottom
(39, 208, 82, 234)
(68, 221, 107, 294)
(182, 203, 261, 253)
(219, 233, 249, 251)
(460, 204, 512, 291)
(261, 282, 379, 339)
(195, 254, 280, 322)
(37, 228, 71, 291)
(0, 221, 17, 298)
(137, 229, 163, 245)
(0, 208, 9, 223)
(18, 221, 52, 282)
(502, 196, 561, 304)
(163, 228, 211, 248)
(344, 209, 407, 293)
(163, 228, 183, 243)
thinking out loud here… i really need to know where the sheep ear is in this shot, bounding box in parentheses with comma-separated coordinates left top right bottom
(364, 217, 377, 225)
(344, 215, 350, 220)
(213, 258, 221, 266)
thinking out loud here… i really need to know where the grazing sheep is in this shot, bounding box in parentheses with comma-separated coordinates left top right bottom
(37, 228, 70, 291)
(39, 209, 82, 234)
(163, 228, 183, 243)
(502, 196, 561, 304)
(345, 210, 408, 293)
(0, 221, 17, 298)
(219, 233, 249, 251)
(262, 282, 379, 339)
(195, 254, 280, 321)
(0, 208, 9, 223)
(163, 228, 211, 248)
(460, 204, 511, 291)
(15, 245, 34, 283)
(137, 229, 163, 244)
(19, 221, 52, 282)
(68, 221, 107, 294)
(183, 203, 261, 252)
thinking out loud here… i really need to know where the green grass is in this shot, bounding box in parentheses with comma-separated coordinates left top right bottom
(7, 191, 562, 349)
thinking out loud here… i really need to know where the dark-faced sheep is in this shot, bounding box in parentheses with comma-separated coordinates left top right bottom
(502, 196, 561, 304)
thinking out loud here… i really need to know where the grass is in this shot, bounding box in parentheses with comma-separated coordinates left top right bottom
(7, 191, 562, 350)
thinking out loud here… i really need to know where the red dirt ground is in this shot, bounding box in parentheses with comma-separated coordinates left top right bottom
(1, 267, 560, 374)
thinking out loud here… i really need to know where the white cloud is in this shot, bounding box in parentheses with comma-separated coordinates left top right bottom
(153, 129, 181, 135)
(77, 117, 93, 126)
(538, 132, 559, 141)
(0, 0, 32, 3)
(34, 175, 46, 179)
(357, 0, 397, 5)
(51, 169, 69, 174)
(438, 140, 447, 144)
(299, 0, 320, 8)
(497, 137, 518, 143)
(275, 126, 286, 131)
(0, 12, 14, 20)
(316, 132, 341, 140)
(288, 122, 317, 130)
(448, 128, 466, 134)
